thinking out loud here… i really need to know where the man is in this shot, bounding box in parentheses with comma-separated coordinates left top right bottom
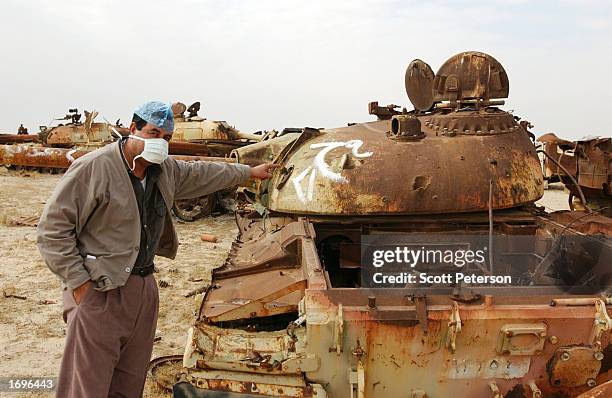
(36, 101, 277, 398)
(17, 123, 28, 135)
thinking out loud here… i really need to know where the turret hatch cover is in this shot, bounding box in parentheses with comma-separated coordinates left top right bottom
(405, 59, 435, 111)
(432, 51, 510, 102)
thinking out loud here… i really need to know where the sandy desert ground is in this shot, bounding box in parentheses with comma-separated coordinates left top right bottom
(0, 168, 571, 397)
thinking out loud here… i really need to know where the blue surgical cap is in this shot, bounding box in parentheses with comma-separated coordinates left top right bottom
(134, 101, 174, 133)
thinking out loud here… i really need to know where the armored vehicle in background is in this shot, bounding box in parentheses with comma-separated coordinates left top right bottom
(40, 108, 120, 148)
(0, 109, 125, 172)
(168, 102, 263, 220)
(170, 101, 261, 155)
(537, 133, 610, 216)
(150, 52, 611, 398)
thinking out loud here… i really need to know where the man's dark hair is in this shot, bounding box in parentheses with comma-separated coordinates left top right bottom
(131, 114, 147, 130)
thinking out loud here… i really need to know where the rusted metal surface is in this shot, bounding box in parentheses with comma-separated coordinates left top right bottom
(405, 59, 435, 112)
(576, 137, 611, 196)
(172, 195, 218, 222)
(39, 109, 127, 148)
(538, 132, 577, 183)
(0, 107, 259, 227)
(199, 220, 323, 322)
(168, 141, 216, 156)
(180, 209, 611, 396)
(0, 143, 237, 170)
(0, 109, 121, 169)
(174, 370, 327, 397)
(432, 51, 509, 103)
(545, 211, 612, 236)
(202, 270, 306, 322)
(152, 346, 327, 396)
(0, 144, 89, 169)
(0, 134, 39, 144)
(213, 220, 315, 279)
(183, 323, 316, 374)
(548, 346, 601, 388)
(304, 289, 610, 397)
(231, 131, 300, 166)
(44, 122, 117, 147)
(0, 105, 261, 176)
(537, 133, 611, 215)
(170, 101, 261, 157)
(575, 380, 612, 397)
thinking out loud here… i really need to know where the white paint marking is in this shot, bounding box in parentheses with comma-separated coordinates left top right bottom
(310, 142, 348, 182)
(309, 139, 373, 183)
(345, 140, 373, 158)
(307, 168, 317, 202)
(291, 139, 374, 204)
(66, 149, 77, 162)
(292, 165, 312, 204)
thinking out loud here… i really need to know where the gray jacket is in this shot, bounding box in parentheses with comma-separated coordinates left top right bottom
(36, 141, 250, 291)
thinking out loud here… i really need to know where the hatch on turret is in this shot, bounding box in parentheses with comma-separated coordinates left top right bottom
(406, 51, 510, 111)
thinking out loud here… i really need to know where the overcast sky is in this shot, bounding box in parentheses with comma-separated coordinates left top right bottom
(1, 0, 611, 139)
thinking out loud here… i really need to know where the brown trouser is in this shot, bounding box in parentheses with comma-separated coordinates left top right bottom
(56, 274, 159, 398)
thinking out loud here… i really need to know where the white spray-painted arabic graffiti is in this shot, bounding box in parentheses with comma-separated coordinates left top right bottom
(66, 149, 77, 162)
(292, 139, 373, 203)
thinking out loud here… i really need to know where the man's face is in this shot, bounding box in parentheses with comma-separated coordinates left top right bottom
(128, 122, 172, 155)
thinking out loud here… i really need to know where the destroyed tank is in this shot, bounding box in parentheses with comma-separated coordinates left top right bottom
(40, 108, 119, 148)
(170, 101, 261, 154)
(0, 109, 125, 172)
(168, 102, 263, 220)
(152, 51, 612, 398)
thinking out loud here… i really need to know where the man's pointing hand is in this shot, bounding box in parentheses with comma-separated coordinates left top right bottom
(250, 163, 280, 179)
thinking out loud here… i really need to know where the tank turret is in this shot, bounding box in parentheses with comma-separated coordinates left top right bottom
(234, 51, 543, 215)
(170, 101, 262, 156)
(43, 109, 121, 148)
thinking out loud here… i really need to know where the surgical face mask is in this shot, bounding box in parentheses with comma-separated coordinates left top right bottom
(129, 135, 169, 170)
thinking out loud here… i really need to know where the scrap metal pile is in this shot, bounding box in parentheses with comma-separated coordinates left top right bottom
(146, 52, 610, 398)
